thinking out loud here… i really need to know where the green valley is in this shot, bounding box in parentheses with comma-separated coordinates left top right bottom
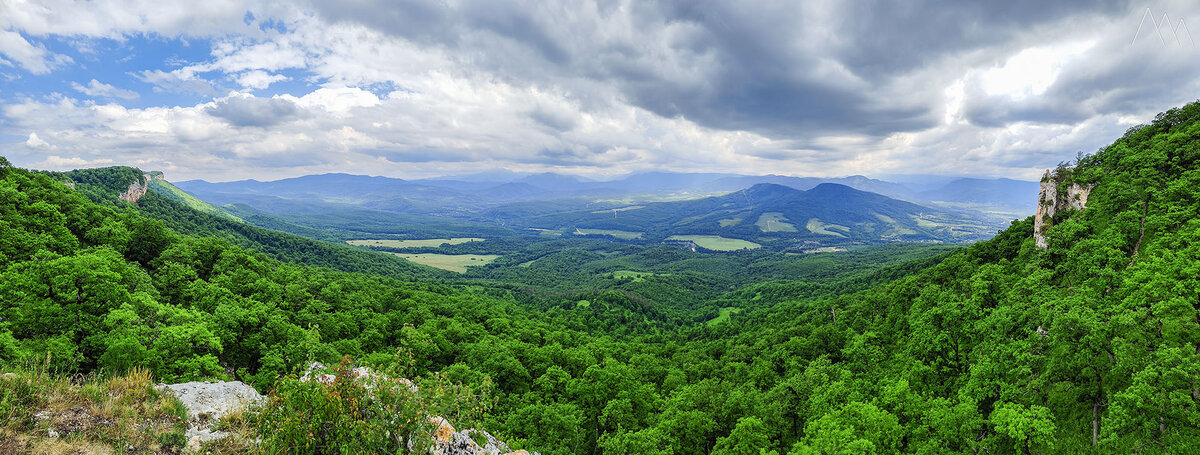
(7, 100, 1200, 453)
(2, 4, 1188, 454)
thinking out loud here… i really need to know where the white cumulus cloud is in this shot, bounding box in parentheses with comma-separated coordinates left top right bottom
(71, 79, 140, 100)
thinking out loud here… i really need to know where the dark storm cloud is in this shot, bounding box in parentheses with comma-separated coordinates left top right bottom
(308, 0, 451, 44)
(300, 0, 1132, 140)
(829, 0, 1128, 77)
(206, 96, 304, 127)
(616, 0, 1129, 136)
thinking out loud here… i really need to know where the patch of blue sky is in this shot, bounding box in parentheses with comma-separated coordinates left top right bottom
(2, 30, 326, 109)
(1, 32, 218, 109)
(249, 68, 322, 98)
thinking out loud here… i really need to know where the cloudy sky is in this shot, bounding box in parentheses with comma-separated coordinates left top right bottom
(1, 0, 1198, 181)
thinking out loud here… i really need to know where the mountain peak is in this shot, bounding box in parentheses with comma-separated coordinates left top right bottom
(743, 182, 802, 198)
(806, 182, 860, 194)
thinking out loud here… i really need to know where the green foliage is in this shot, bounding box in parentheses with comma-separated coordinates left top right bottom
(252, 356, 488, 454)
(4, 100, 1200, 454)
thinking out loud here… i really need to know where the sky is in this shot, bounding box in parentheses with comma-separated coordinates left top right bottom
(2, 0, 1199, 182)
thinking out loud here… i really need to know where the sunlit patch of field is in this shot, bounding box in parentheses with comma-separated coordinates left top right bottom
(718, 217, 742, 227)
(806, 218, 849, 237)
(755, 212, 798, 232)
(910, 215, 940, 229)
(666, 235, 761, 251)
(803, 247, 847, 253)
(347, 238, 484, 248)
(706, 307, 742, 326)
(390, 253, 500, 273)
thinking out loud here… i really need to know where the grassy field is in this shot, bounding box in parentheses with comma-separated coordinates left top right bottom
(666, 235, 761, 251)
(390, 253, 500, 273)
(806, 218, 849, 237)
(574, 228, 644, 240)
(802, 246, 848, 253)
(755, 212, 798, 232)
(718, 217, 742, 227)
(706, 307, 742, 326)
(347, 238, 484, 248)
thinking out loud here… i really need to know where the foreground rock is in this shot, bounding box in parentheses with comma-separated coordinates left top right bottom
(154, 366, 535, 454)
(430, 416, 531, 455)
(156, 381, 264, 452)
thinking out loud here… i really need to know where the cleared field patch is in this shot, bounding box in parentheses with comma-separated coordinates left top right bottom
(575, 228, 644, 240)
(806, 218, 849, 237)
(666, 235, 761, 251)
(347, 238, 484, 248)
(706, 307, 743, 326)
(390, 253, 500, 273)
(909, 214, 941, 229)
(755, 212, 798, 232)
(803, 246, 847, 254)
(718, 217, 742, 227)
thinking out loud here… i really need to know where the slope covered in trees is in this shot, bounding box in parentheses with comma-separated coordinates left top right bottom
(2, 101, 1200, 453)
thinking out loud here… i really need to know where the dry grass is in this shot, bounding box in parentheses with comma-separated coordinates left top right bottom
(197, 410, 260, 453)
(0, 364, 188, 454)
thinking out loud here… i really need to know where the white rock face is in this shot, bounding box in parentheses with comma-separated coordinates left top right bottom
(1034, 170, 1094, 249)
(118, 179, 148, 203)
(157, 381, 264, 422)
(156, 381, 265, 452)
(430, 416, 534, 455)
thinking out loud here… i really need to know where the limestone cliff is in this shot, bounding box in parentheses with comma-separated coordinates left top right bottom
(117, 173, 164, 204)
(1034, 169, 1093, 248)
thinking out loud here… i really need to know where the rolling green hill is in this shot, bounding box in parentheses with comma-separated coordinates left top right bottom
(147, 178, 243, 222)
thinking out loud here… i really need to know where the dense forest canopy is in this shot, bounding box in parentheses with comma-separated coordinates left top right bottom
(4, 101, 1200, 453)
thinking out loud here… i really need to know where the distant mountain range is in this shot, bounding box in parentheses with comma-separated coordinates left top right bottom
(169, 170, 1023, 247)
(175, 170, 1038, 218)
(507, 183, 1003, 244)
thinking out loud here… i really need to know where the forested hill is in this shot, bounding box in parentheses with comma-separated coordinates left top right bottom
(714, 103, 1200, 452)
(2, 101, 1200, 453)
(42, 165, 448, 281)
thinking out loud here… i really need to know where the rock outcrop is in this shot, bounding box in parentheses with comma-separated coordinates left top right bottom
(304, 362, 535, 455)
(430, 416, 530, 455)
(156, 381, 265, 452)
(117, 173, 164, 204)
(1034, 170, 1094, 248)
(118, 176, 149, 203)
(153, 365, 534, 454)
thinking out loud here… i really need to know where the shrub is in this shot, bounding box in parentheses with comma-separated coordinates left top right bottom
(252, 356, 491, 454)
